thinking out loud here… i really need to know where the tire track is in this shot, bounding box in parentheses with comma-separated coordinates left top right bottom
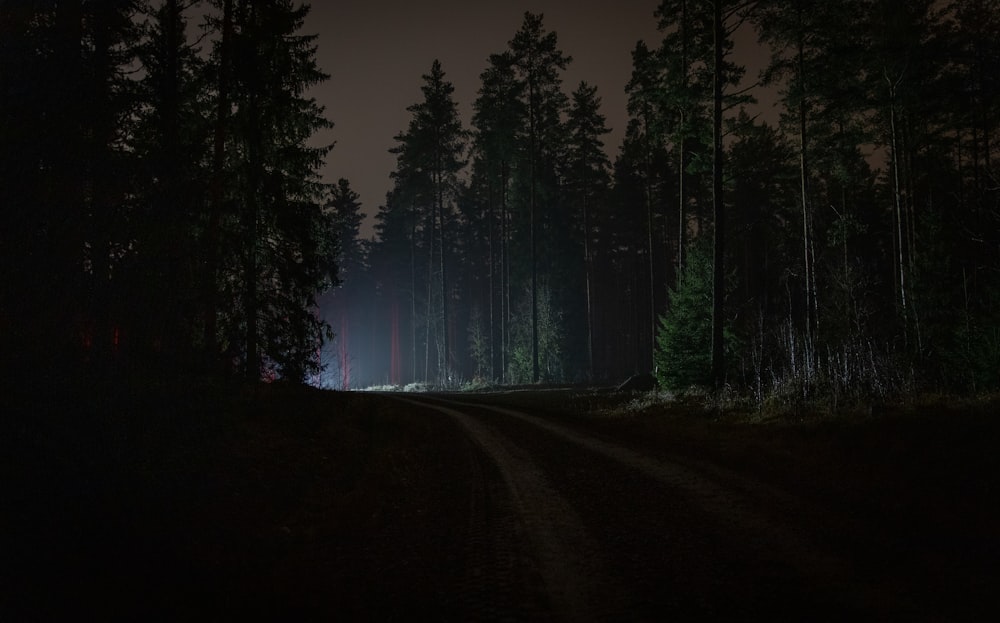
(418, 394, 926, 620)
(393, 396, 613, 622)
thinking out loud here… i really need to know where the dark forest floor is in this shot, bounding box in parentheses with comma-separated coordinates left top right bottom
(3, 376, 998, 620)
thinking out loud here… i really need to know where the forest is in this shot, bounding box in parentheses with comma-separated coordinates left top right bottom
(2, 1, 998, 403)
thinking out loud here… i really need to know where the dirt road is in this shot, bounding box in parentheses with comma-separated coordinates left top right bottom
(389, 393, 929, 621)
(5, 385, 997, 620)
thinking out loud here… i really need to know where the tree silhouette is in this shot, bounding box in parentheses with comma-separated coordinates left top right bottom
(509, 12, 571, 383)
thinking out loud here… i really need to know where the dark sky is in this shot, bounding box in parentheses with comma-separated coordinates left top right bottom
(304, 0, 663, 237)
(303, 2, 772, 239)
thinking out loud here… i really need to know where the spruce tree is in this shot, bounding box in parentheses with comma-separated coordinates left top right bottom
(132, 0, 212, 365)
(390, 60, 466, 383)
(327, 178, 366, 287)
(221, 0, 337, 381)
(654, 243, 714, 391)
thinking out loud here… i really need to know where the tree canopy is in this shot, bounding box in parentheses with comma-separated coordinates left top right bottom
(4, 2, 998, 399)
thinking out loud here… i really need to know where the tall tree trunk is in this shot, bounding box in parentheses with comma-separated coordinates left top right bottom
(645, 104, 656, 372)
(409, 206, 418, 383)
(677, 0, 688, 281)
(159, 0, 183, 360)
(55, 0, 84, 319)
(244, 109, 260, 379)
(205, 0, 232, 366)
(797, 21, 815, 380)
(89, 4, 115, 369)
(529, 77, 540, 383)
(901, 114, 922, 351)
(390, 299, 401, 384)
(424, 204, 435, 382)
(501, 161, 510, 382)
(242, 4, 261, 380)
(437, 170, 450, 383)
(487, 171, 496, 381)
(677, 128, 686, 284)
(48, 0, 88, 368)
(978, 26, 993, 173)
(710, 0, 725, 390)
(887, 72, 908, 341)
(583, 194, 594, 380)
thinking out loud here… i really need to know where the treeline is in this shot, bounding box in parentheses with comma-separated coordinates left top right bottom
(5, 2, 996, 395)
(1, 1, 343, 383)
(339, 2, 998, 397)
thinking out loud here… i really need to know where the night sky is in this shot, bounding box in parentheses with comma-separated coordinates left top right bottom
(304, 0, 664, 237)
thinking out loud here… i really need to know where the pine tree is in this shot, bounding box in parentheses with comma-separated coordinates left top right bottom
(390, 60, 466, 383)
(608, 136, 659, 376)
(654, 0, 714, 279)
(508, 12, 571, 383)
(625, 41, 670, 371)
(934, 0, 1000, 390)
(757, 0, 858, 381)
(863, 0, 940, 352)
(564, 81, 612, 380)
(707, 0, 754, 389)
(470, 51, 524, 381)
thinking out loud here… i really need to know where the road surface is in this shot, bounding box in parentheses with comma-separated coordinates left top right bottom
(7, 386, 997, 620)
(376, 392, 970, 621)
